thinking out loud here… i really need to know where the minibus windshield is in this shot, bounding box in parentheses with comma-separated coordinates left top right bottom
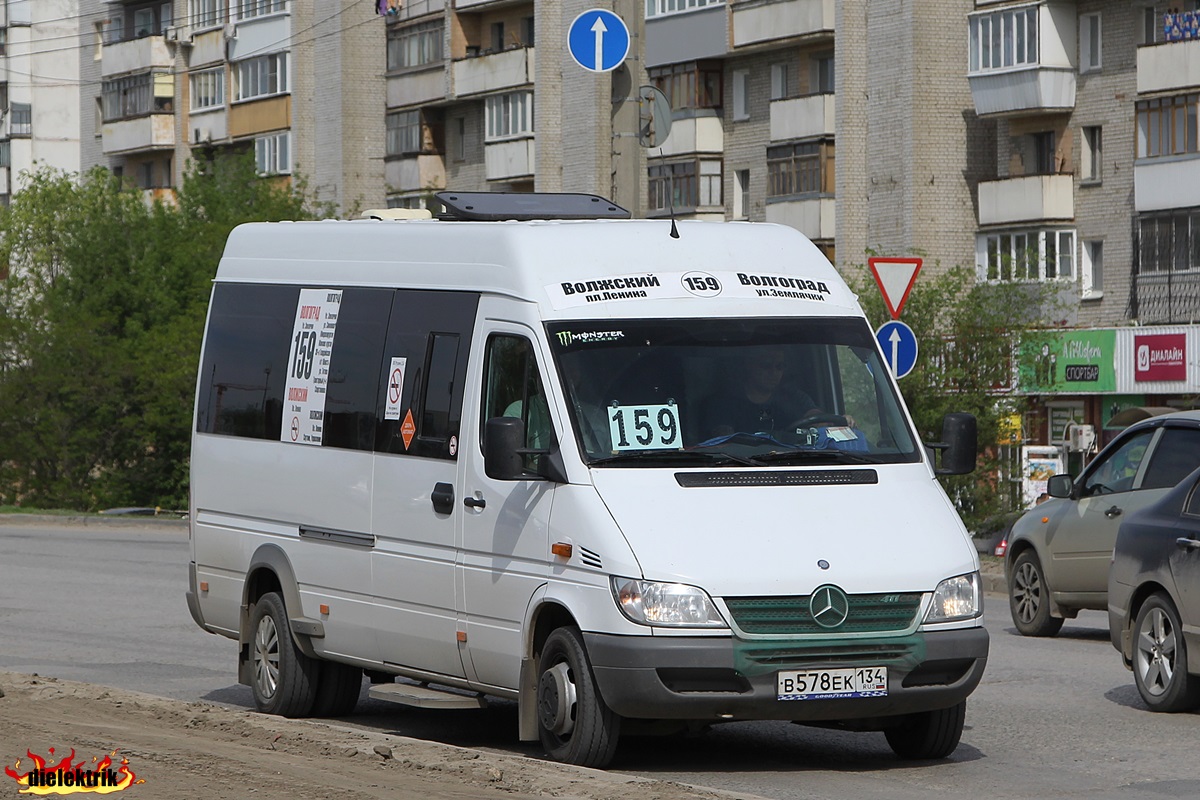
(545, 317, 920, 467)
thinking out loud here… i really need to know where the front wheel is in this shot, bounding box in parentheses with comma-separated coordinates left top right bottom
(884, 701, 966, 760)
(249, 591, 319, 717)
(537, 627, 621, 768)
(1133, 594, 1200, 712)
(1008, 550, 1064, 637)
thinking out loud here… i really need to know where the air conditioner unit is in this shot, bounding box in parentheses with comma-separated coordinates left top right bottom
(193, 127, 212, 145)
(223, 22, 237, 41)
(1067, 424, 1096, 453)
(165, 27, 178, 42)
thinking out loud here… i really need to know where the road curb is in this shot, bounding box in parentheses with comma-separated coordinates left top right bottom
(0, 513, 187, 528)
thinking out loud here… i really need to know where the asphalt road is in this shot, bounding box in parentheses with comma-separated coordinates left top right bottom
(2, 517, 1199, 799)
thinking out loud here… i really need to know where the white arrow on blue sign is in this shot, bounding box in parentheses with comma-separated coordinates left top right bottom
(876, 320, 919, 379)
(567, 8, 630, 73)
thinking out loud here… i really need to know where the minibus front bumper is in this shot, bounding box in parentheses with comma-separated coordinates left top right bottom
(583, 627, 988, 722)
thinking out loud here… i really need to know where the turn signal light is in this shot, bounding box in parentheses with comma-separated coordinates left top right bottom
(319, 604, 330, 615)
(199, 582, 209, 592)
(551, 542, 573, 559)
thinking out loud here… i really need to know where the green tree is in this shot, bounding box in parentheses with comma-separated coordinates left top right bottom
(846, 263, 1059, 530)
(0, 153, 328, 510)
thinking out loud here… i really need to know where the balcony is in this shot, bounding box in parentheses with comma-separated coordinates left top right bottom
(101, 115, 175, 155)
(731, 0, 833, 49)
(769, 93, 834, 142)
(386, 0, 444, 21)
(1134, 156, 1200, 212)
(189, 110, 228, 146)
(388, 66, 448, 108)
(1138, 40, 1200, 95)
(967, 4, 1076, 117)
(658, 112, 723, 158)
(645, 3, 728, 67)
(977, 174, 1073, 226)
(765, 197, 835, 240)
(454, 47, 534, 97)
(386, 154, 446, 194)
(485, 137, 534, 181)
(101, 35, 172, 78)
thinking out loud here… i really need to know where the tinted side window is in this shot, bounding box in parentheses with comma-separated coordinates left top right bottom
(197, 284, 296, 439)
(1141, 428, 1200, 490)
(323, 289, 393, 451)
(376, 290, 478, 459)
(1082, 430, 1154, 497)
(483, 335, 553, 470)
(1186, 475, 1200, 517)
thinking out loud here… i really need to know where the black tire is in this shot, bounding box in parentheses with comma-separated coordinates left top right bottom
(884, 701, 966, 760)
(249, 591, 319, 717)
(1008, 550, 1064, 637)
(537, 627, 621, 768)
(1132, 594, 1200, 713)
(311, 661, 363, 717)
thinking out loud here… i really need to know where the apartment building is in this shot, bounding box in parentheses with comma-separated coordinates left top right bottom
(0, 0, 81, 204)
(78, 0, 384, 211)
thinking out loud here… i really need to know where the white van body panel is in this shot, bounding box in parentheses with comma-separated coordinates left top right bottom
(588, 466, 977, 598)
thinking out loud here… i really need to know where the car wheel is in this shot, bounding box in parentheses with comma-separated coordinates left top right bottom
(1008, 550, 1064, 637)
(884, 701, 966, 760)
(249, 591, 319, 717)
(537, 627, 621, 768)
(1133, 594, 1200, 713)
(311, 661, 363, 717)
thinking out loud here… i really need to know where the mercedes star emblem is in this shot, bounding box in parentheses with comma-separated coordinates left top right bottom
(809, 584, 850, 628)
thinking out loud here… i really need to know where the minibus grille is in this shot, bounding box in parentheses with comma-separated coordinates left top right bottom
(724, 593, 923, 635)
(737, 640, 917, 668)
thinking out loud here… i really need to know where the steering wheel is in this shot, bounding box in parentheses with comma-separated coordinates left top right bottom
(785, 413, 848, 431)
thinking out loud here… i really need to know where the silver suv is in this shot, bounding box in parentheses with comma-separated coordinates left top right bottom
(1006, 410, 1200, 636)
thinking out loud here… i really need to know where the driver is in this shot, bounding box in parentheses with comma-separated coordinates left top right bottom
(701, 347, 824, 439)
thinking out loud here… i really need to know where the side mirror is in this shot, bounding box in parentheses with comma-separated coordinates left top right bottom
(1047, 474, 1074, 499)
(932, 412, 977, 476)
(485, 417, 526, 481)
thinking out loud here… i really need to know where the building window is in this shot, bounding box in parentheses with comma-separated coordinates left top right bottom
(969, 5, 1039, 73)
(1033, 131, 1055, 174)
(1136, 94, 1200, 158)
(811, 52, 834, 94)
(255, 131, 291, 175)
(733, 168, 749, 219)
(645, 0, 724, 17)
(387, 20, 443, 71)
(490, 21, 505, 52)
(767, 140, 834, 197)
(102, 73, 173, 121)
(236, 52, 288, 101)
(190, 68, 225, 111)
(648, 159, 722, 211)
(1082, 240, 1103, 297)
(133, 7, 155, 38)
(1143, 6, 1159, 44)
(455, 116, 466, 161)
(386, 110, 421, 156)
(1080, 13, 1102, 73)
(980, 229, 1075, 282)
(1138, 211, 1200, 273)
(485, 91, 533, 141)
(522, 16, 535, 47)
(0, 29, 6, 57)
(1082, 125, 1102, 182)
(9, 103, 31, 137)
(649, 62, 722, 110)
(190, 0, 226, 29)
(236, 0, 286, 20)
(732, 69, 749, 121)
(0, 140, 10, 168)
(770, 63, 789, 101)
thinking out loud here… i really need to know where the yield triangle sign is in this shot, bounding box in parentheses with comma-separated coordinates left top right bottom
(868, 257, 922, 320)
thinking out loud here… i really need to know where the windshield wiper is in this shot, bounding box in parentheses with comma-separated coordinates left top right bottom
(588, 450, 763, 467)
(751, 449, 882, 465)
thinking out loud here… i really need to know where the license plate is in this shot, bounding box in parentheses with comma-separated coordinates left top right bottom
(776, 667, 888, 700)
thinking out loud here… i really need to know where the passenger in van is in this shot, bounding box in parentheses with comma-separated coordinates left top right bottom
(701, 347, 851, 440)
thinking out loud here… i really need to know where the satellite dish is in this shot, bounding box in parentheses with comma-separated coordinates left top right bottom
(637, 85, 673, 148)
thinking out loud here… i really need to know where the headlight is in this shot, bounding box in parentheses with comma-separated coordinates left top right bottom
(923, 572, 982, 623)
(611, 577, 727, 628)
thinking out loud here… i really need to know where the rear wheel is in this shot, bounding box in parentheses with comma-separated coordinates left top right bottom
(1133, 594, 1200, 713)
(884, 701, 966, 760)
(311, 662, 363, 717)
(1009, 550, 1064, 637)
(537, 627, 621, 768)
(249, 591, 319, 717)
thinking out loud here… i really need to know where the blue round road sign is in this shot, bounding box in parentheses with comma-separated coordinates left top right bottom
(876, 320, 919, 379)
(567, 9, 630, 73)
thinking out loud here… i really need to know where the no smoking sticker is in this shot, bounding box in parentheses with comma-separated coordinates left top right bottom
(384, 356, 407, 420)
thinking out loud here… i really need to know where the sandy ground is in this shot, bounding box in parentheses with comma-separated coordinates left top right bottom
(0, 672, 755, 800)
